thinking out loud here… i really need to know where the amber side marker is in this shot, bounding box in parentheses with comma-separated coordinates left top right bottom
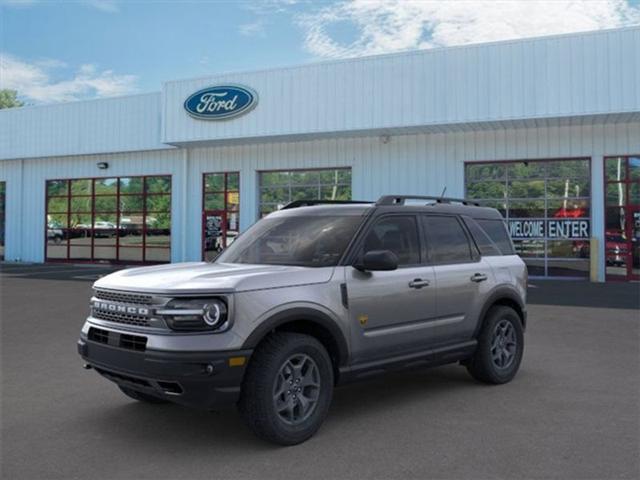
(229, 356, 246, 367)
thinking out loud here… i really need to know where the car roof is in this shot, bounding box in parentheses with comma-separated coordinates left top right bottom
(269, 199, 503, 220)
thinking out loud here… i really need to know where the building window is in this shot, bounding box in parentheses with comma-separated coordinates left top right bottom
(0, 182, 5, 260)
(604, 156, 640, 281)
(465, 159, 591, 278)
(202, 172, 239, 261)
(45, 175, 171, 264)
(259, 168, 352, 216)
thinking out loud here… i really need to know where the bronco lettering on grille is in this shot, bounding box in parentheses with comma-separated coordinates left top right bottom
(92, 301, 149, 316)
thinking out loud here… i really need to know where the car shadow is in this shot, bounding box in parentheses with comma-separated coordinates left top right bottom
(76, 365, 482, 451)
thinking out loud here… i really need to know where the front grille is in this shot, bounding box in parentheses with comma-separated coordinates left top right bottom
(87, 327, 147, 352)
(94, 289, 153, 305)
(92, 309, 151, 327)
(120, 333, 147, 351)
(88, 327, 109, 344)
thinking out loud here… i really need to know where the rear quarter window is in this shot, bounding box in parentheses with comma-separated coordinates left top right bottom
(463, 218, 502, 256)
(475, 219, 515, 255)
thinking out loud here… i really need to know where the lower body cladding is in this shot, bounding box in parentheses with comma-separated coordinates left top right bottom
(77, 326, 252, 409)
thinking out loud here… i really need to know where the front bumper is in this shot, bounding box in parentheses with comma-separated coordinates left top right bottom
(78, 335, 252, 410)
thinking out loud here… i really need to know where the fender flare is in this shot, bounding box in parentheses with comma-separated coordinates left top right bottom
(474, 286, 527, 337)
(241, 307, 350, 366)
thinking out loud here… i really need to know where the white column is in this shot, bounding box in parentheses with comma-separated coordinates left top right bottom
(590, 155, 605, 282)
(240, 168, 257, 232)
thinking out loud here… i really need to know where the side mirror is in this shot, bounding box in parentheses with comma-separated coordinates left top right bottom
(354, 250, 399, 272)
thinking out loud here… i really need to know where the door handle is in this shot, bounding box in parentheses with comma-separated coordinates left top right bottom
(470, 273, 488, 283)
(409, 278, 430, 289)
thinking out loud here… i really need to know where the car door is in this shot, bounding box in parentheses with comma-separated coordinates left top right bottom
(422, 214, 494, 342)
(346, 214, 436, 363)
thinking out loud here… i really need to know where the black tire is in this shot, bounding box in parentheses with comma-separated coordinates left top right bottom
(466, 306, 524, 384)
(238, 332, 334, 446)
(118, 385, 169, 404)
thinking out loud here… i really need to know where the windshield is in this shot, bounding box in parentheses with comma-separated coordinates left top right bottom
(216, 215, 363, 267)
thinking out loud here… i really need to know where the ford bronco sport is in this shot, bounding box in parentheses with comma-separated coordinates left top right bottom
(78, 195, 527, 445)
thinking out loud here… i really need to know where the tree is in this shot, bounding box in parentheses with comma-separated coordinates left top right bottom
(0, 90, 24, 109)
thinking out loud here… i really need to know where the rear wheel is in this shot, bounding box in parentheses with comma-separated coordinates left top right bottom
(238, 332, 334, 445)
(118, 385, 169, 404)
(466, 306, 524, 384)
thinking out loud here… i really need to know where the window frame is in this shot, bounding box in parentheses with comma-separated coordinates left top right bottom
(202, 171, 240, 260)
(257, 167, 352, 217)
(44, 174, 171, 264)
(464, 157, 592, 278)
(603, 155, 640, 281)
(0, 181, 5, 261)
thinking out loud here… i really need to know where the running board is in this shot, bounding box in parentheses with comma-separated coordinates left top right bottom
(337, 340, 477, 385)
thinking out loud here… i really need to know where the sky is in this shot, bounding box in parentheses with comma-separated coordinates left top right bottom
(1, 0, 639, 105)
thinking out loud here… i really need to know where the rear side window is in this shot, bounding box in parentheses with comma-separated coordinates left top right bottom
(463, 217, 502, 256)
(423, 215, 473, 264)
(476, 219, 515, 255)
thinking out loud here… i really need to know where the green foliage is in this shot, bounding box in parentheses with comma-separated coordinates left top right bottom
(0, 90, 24, 109)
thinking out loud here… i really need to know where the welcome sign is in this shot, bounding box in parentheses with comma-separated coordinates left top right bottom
(508, 219, 590, 239)
(184, 85, 258, 120)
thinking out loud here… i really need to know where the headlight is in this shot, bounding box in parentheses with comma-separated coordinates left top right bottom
(157, 298, 229, 332)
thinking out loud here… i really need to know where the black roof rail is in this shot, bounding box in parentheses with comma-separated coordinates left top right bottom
(281, 199, 373, 210)
(376, 195, 480, 206)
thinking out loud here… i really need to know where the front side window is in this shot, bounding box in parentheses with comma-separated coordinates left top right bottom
(259, 168, 352, 217)
(423, 216, 473, 264)
(217, 215, 362, 267)
(361, 216, 420, 266)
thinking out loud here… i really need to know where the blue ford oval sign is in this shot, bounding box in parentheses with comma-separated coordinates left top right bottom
(184, 85, 258, 120)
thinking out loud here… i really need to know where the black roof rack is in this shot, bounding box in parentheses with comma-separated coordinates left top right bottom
(281, 199, 373, 210)
(376, 195, 480, 206)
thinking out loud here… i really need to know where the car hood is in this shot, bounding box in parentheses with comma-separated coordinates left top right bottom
(93, 262, 335, 295)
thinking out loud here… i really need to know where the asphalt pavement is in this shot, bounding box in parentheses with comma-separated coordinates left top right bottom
(1, 263, 638, 479)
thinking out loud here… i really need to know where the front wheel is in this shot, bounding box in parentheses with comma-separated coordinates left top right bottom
(238, 332, 334, 445)
(466, 306, 524, 384)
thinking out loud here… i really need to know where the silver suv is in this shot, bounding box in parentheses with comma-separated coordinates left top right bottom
(78, 195, 527, 445)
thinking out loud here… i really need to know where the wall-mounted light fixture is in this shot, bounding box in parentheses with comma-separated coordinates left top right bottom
(97, 162, 109, 170)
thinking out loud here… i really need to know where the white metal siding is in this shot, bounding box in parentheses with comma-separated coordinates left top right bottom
(178, 121, 639, 282)
(163, 28, 640, 145)
(3, 121, 639, 279)
(0, 93, 170, 161)
(0, 149, 185, 263)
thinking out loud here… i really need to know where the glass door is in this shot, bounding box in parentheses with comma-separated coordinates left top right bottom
(604, 156, 640, 281)
(202, 172, 239, 261)
(631, 207, 640, 280)
(203, 210, 226, 262)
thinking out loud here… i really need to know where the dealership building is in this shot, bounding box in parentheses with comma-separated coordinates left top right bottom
(0, 27, 639, 281)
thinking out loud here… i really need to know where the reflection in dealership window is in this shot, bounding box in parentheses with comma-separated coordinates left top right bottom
(465, 159, 591, 277)
(45, 175, 171, 263)
(259, 168, 352, 217)
(0, 182, 5, 260)
(604, 156, 640, 279)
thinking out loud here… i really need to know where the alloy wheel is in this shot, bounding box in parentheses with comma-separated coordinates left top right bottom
(491, 319, 517, 369)
(272, 353, 321, 425)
